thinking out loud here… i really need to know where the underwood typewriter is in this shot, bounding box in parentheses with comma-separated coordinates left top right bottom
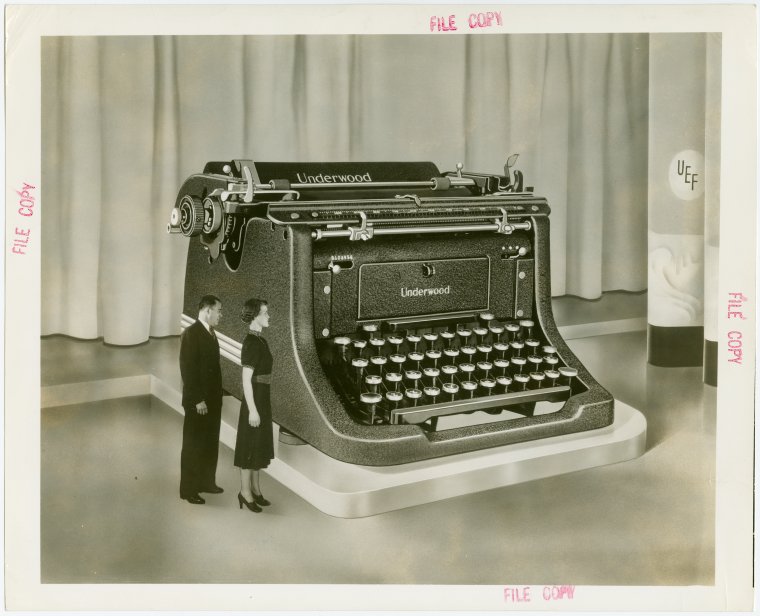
(168, 157, 614, 466)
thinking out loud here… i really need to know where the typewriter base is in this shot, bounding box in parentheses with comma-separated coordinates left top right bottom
(267, 401, 646, 518)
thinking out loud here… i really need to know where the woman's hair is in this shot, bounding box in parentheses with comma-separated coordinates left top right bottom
(240, 298, 267, 325)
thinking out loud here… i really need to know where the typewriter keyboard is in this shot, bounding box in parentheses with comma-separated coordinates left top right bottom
(317, 313, 581, 428)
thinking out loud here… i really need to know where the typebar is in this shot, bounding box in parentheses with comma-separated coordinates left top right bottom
(389, 385, 570, 425)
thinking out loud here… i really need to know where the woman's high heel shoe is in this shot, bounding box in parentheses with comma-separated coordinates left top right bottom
(252, 492, 271, 507)
(238, 492, 262, 513)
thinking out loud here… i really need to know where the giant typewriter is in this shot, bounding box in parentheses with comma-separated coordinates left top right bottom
(168, 158, 614, 466)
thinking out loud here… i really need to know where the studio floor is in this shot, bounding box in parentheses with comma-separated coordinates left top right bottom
(40, 308, 716, 585)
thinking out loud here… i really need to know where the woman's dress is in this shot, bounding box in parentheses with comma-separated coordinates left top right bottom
(233, 333, 275, 470)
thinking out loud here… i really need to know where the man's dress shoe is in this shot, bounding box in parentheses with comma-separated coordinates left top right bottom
(200, 485, 224, 494)
(183, 494, 206, 504)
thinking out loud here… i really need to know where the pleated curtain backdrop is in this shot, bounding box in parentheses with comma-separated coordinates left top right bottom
(41, 34, 649, 345)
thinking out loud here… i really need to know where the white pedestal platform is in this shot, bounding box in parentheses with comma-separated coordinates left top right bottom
(268, 402, 646, 517)
(42, 376, 646, 519)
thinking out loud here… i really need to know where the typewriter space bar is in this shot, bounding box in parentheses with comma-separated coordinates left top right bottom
(389, 386, 570, 425)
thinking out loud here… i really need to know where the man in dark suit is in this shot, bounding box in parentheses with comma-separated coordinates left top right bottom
(179, 294, 224, 504)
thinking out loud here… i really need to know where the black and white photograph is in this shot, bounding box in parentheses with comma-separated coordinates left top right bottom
(5, 3, 756, 612)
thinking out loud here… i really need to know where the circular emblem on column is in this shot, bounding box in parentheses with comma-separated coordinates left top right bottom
(668, 150, 705, 201)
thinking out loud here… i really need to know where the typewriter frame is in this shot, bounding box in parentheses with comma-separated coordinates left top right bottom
(174, 160, 614, 466)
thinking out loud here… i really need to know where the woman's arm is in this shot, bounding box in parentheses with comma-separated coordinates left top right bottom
(242, 366, 261, 427)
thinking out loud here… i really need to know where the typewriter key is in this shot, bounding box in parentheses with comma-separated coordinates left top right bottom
(514, 373, 530, 391)
(364, 374, 382, 393)
(496, 375, 513, 392)
(442, 382, 460, 400)
(544, 369, 560, 387)
(461, 380, 478, 398)
(558, 366, 578, 386)
(352, 339, 367, 356)
(370, 355, 387, 374)
(423, 386, 441, 404)
(405, 388, 423, 406)
(441, 364, 458, 383)
(493, 341, 509, 358)
(408, 351, 424, 370)
(473, 326, 488, 344)
(443, 347, 460, 359)
(333, 336, 351, 361)
(461, 345, 477, 363)
(360, 392, 383, 424)
(423, 366, 440, 386)
(459, 362, 476, 378)
(529, 371, 545, 389)
(387, 334, 404, 354)
(509, 340, 525, 357)
(511, 356, 527, 373)
(542, 345, 557, 357)
(479, 311, 495, 323)
(488, 323, 505, 341)
(385, 371, 403, 391)
(362, 322, 379, 337)
(423, 332, 439, 347)
(406, 333, 422, 352)
(440, 330, 456, 348)
(477, 361, 493, 379)
(479, 377, 496, 395)
(477, 343, 492, 362)
(405, 369, 422, 390)
(525, 339, 541, 351)
(519, 319, 535, 339)
(370, 337, 386, 352)
(544, 355, 559, 368)
(425, 349, 442, 367)
(385, 390, 403, 408)
(352, 357, 369, 384)
(528, 354, 543, 370)
(506, 323, 520, 340)
(494, 358, 510, 375)
(456, 328, 472, 345)
(390, 353, 406, 369)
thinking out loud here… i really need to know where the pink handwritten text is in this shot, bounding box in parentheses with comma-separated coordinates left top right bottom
(12, 182, 35, 255)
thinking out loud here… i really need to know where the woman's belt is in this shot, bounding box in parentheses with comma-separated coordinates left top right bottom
(253, 374, 272, 384)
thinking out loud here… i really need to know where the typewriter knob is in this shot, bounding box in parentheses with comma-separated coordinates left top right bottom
(443, 347, 460, 359)
(479, 311, 495, 323)
(461, 380, 478, 397)
(178, 194, 205, 237)
(202, 196, 223, 235)
(506, 323, 520, 340)
(459, 362, 476, 376)
(511, 356, 527, 373)
(528, 354, 543, 369)
(461, 345, 477, 361)
(510, 340, 525, 357)
(542, 345, 557, 357)
(408, 351, 424, 370)
(385, 372, 403, 391)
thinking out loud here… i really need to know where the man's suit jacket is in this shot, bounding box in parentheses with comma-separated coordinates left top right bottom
(179, 319, 223, 410)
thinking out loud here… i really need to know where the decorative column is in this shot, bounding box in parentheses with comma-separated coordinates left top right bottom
(702, 34, 721, 386)
(647, 34, 707, 367)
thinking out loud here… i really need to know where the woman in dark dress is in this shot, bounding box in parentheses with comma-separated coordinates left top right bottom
(234, 298, 275, 513)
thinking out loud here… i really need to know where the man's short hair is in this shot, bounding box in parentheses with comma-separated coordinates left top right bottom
(198, 294, 221, 311)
